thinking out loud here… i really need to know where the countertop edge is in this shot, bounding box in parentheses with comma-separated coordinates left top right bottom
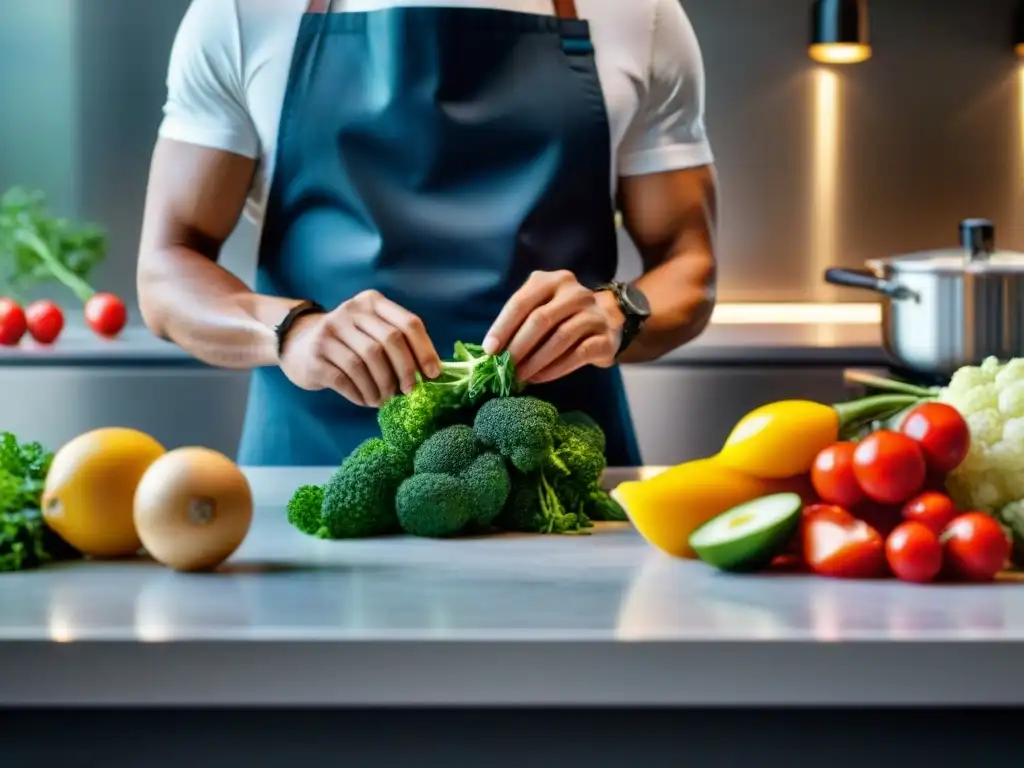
(2, 639, 1021, 706)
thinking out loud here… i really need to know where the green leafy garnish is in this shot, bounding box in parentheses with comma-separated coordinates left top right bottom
(0, 187, 105, 302)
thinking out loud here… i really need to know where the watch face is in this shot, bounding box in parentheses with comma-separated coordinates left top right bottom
(621, 283, 652, 318)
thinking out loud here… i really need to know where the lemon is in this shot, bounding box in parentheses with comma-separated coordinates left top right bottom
(42, 427, 166, 558)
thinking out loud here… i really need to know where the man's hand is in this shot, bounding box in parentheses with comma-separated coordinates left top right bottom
(279, 290, 441, 407)
(483, 270, 624, 385)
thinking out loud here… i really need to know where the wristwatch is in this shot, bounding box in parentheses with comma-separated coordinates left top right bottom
(595, 281, 651, 356)
(275, 299, 326, 358)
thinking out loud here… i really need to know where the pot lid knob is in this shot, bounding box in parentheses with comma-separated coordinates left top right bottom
(960, 218, 995, 261)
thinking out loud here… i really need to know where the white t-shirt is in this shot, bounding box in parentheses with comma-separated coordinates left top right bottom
(159, 0, 714, 227)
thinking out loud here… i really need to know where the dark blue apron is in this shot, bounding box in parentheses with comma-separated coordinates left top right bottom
(238, 0, 642, 468)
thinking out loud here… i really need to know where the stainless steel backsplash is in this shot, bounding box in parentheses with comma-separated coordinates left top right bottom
(1, 0, 1021, 306)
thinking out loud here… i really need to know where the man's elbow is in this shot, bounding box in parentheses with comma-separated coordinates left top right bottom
(136, 267, 170, 341)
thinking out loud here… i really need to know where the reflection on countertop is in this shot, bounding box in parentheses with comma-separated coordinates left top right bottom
(2, 467, 1023, 706)
(0, 304, 887, 367)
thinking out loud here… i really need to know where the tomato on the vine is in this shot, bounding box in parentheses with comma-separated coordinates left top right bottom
(886, 521, 943, 583)
(0, 299, 27, 346)
(811, 442, 863, 508)
(852, 430, 927, 505)
(900, 402, 971, 474)
(84, 293, 127, 338)
(25, 300, 64, 344)
(942, 512, 1010, 582)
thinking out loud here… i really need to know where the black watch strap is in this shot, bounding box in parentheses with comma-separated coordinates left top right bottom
(596, 282, 649, 357)
(275, 300, 326, 358)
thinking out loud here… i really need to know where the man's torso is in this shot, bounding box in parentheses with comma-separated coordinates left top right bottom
(201, 0, 667, 226)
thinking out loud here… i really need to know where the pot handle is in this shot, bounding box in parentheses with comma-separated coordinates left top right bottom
(824, 268, 916, 300)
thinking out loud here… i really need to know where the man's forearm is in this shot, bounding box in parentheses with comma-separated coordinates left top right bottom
(616, 246, 716, 364)
(138, 245, 298, 369)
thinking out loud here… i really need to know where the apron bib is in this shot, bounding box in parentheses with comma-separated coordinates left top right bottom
(238, 0, 642, 467)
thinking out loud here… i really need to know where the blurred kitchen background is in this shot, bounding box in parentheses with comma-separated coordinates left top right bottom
(0, 0, 1020, 465)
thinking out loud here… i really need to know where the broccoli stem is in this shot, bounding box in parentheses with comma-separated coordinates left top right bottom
(537, 470, 589, 535)
(14, 229, 95, 303)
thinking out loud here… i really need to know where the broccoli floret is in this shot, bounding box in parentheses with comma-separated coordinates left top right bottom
(462, 452, 511, 528)
(473, 396, 563, 473)
(286, 484, 326, 537)
(378, 342, 517, 455)
(550, 426, 607, 515)
(413, 424, 480, 475)
(557, 412, 605, 454)
(550, 419, 629, 522)
(319, 438, 412, 539)
(396, 474, 474, 538)
(396, 428, 511, 537)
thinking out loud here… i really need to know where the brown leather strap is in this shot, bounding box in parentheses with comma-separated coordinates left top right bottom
(552, 0, 578, 19)
(308, 1, 577, 18)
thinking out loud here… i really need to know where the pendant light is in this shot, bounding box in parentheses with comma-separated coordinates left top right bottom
(809, 0, 872, 65)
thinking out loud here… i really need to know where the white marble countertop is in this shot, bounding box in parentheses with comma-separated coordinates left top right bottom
(0, 305, 889, 367)
(1, 467, 1023, 706)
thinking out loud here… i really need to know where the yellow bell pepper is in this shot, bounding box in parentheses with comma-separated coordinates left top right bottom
(616, 460, 815, 559)
(715, 395, 919, 480)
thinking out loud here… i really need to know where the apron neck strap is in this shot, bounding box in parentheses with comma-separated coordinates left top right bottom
(306, 1, 579, 19)
(552, 0, 578, 18)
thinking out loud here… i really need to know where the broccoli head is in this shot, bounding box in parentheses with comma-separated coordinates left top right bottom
(320, 438, 412, 539)
(396, 427, 511, 537)
(378, 342, 517, 455)
(286, 484, 326, 537)
(473, 396, 562, 473)
(413, 424, 480, 475)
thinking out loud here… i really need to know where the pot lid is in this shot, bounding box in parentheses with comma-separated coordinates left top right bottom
(868, 219, 1024, 274)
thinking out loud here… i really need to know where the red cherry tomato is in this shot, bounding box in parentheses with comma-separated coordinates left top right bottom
(901, 491, 958, 536)
(852, 430, 927, 505)
(25, 300, 64, 344)
(811, 442, 864, 508)
(885, 521, 943, 583)
(942, 512, 1010, 582)
(0, 299, 27, 346)
(801, 503, 887, 579)
(900, 402, 971, 474)
(84, 293, 127, 338)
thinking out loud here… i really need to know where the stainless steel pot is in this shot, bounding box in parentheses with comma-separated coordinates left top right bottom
(824, 219, 1024, 378)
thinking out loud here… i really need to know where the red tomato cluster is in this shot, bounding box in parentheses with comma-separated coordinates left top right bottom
(801, 402, 1010, 584)
(0, 294, 127, 347)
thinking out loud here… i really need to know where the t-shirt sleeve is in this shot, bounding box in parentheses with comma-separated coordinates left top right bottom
(618, 0, 714, 177)
(158, 0, 261, 159)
